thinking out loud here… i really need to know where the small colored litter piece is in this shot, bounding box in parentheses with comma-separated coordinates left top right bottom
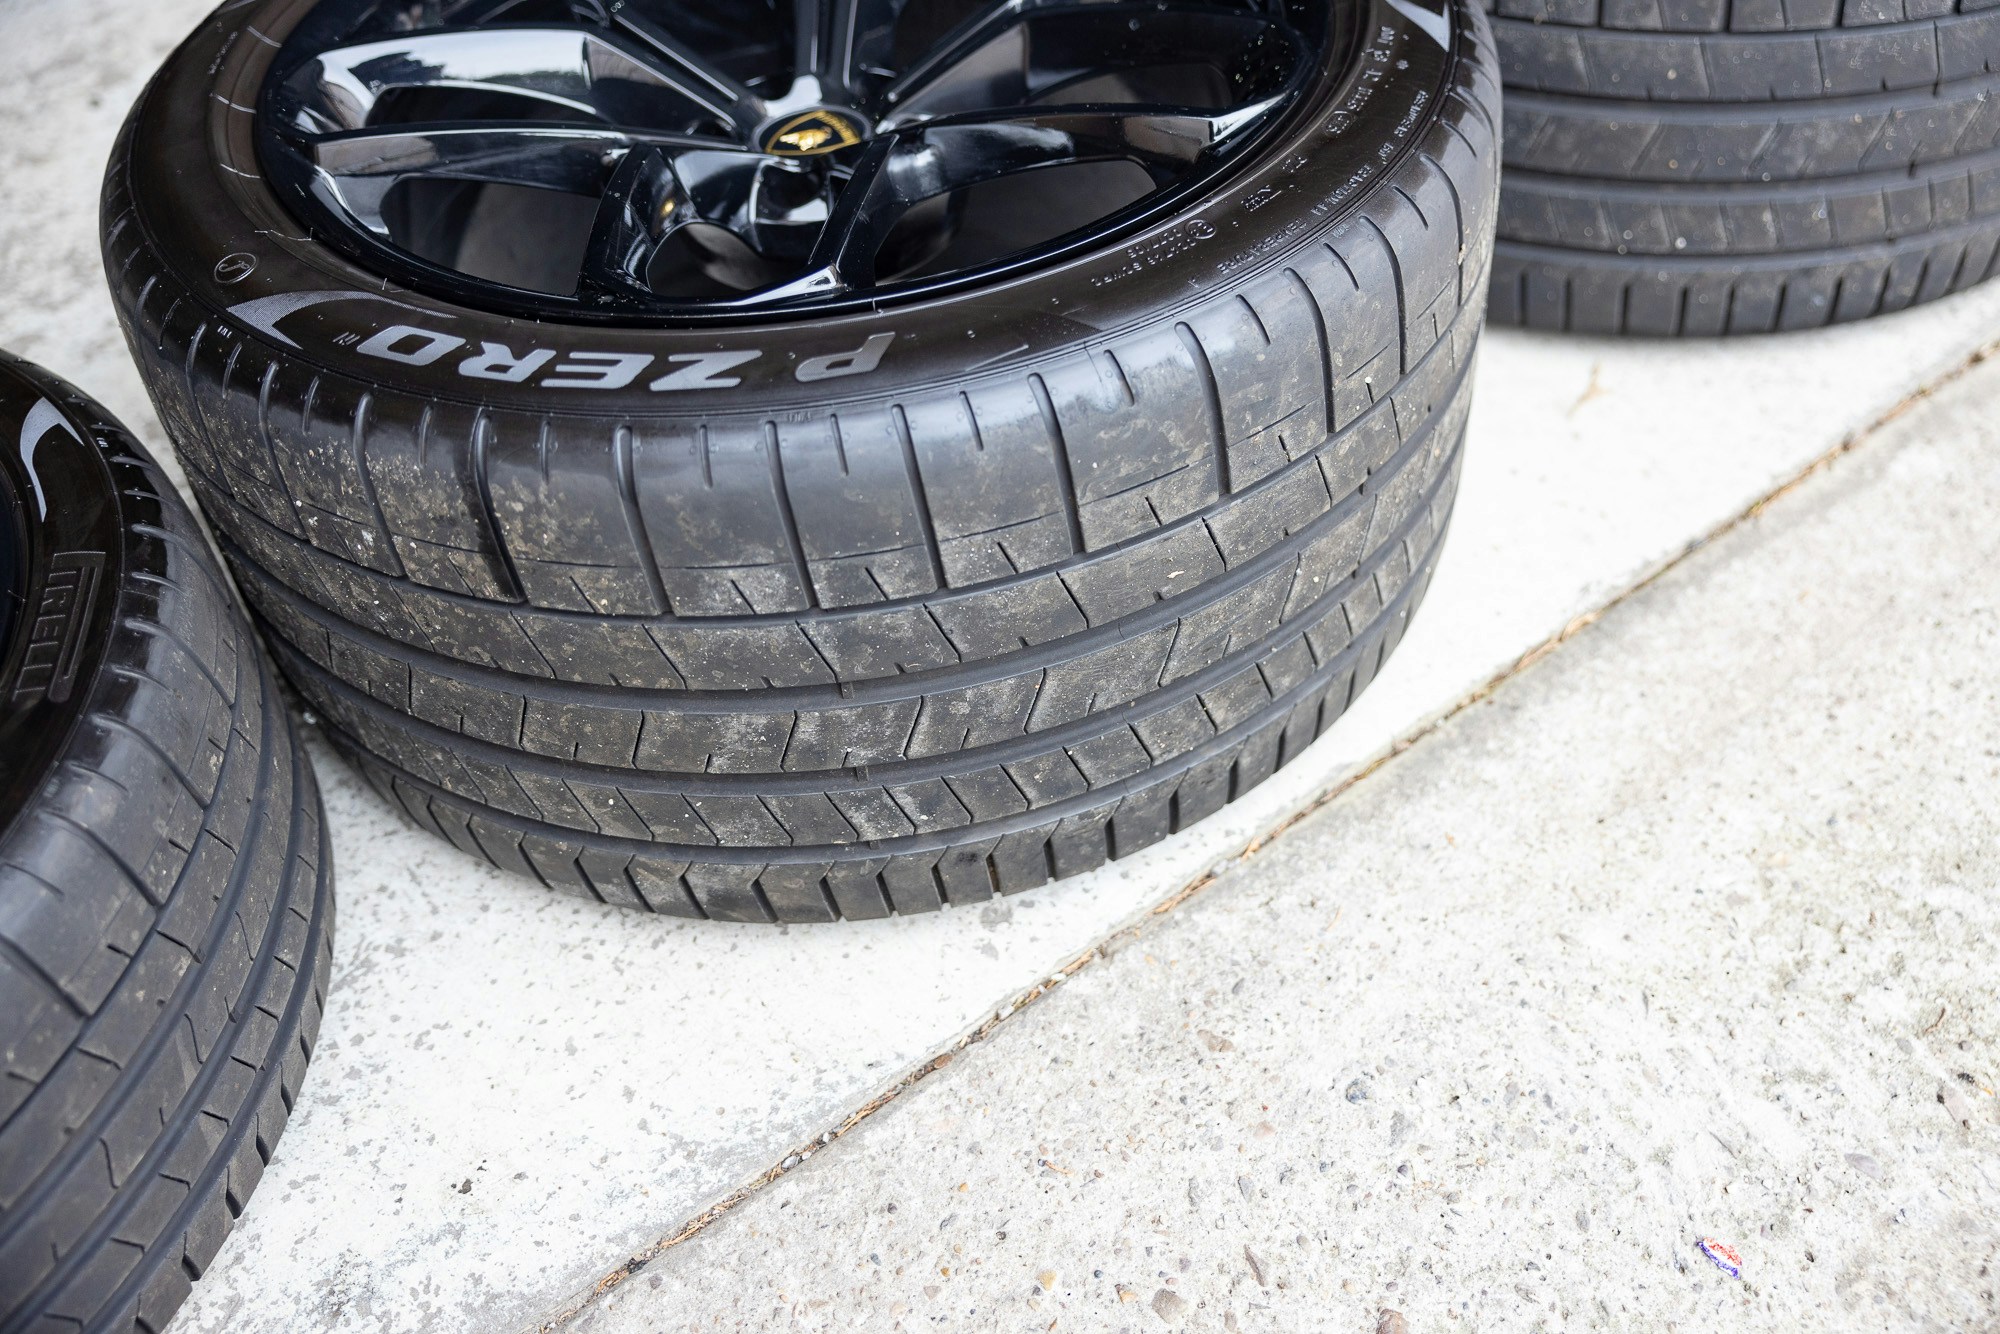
(1697, 1238, 1742, 1278)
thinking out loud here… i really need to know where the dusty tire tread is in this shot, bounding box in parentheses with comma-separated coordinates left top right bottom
(1483, 0, 1995, 34)
(1486, 213, 2000, 329)
(225, 345, 1473, 783)
(272, 443, 1457, 872)
(185, 287, 1485, 695)
(1504, 74, 2000, 185)
(332, 526, 1447, 923)
(1492, 6, 2000, 101)
(1499, 146, 2000, 256)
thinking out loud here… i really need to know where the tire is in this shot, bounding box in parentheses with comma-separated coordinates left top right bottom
(105, 0, 1499, 921)
(1491, 144, 2000, 330)
(1501, 148, 2000, 257)
(0, 354, 333, 1332)
(1489, 217, 2000, 330)
(1502, 78, 2000, 183)
(1490, 0, 1993, 31)
(1491, 6, 2000, 100)
(1483, 0, 2000, 330)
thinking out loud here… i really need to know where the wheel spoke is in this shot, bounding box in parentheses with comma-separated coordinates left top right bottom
(876, 0, 1027, 115)
(578, 144, 833, 301)
(780, 0, 879, 103)
(821, 0, 873, 99)
(795, 133, 900, 292)
(577, 146, 690, 298)
(307, 123, 728, 232)
(605, 10, 766, 134)
(882, 3, 1297, 125)
(773, 0, 818, 106)
(438, 0, 559, 19)
(276, 27, 743, 136)
(311, 124, 623, 233)
(895, 101, 1276, 186)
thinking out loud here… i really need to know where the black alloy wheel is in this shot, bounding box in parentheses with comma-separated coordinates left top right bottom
(260, 0, 1332, 319)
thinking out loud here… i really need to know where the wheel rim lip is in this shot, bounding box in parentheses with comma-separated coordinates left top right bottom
(254, 1, 1351, 326)
(0, 442, 23, 672)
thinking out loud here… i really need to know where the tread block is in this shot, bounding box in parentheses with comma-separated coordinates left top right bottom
(777, 410, 939, 608)
(1059, 523, 1225, 622)
(903, 381, 1078, 586)
(525, 617, 686, 689)
(1185, 280, 1330, 491)
(262, 373, 403, 575)
(483, 413, 664, 615)
(1205, 462, 1336, 566)
(1299, 232, 1403, 427)
(647, 621, 835, 690)
(821, 861, 893, 919)
(632, 419, 813, 615)
(682, 864, 776, 922)
(754, 864, 840, 922)
(366, 400, 515, 600)
(906, 676, 1043, 758)
(925, 574, 1088, 658)
(1028, 623, 1179, 731)
(1039, 329, 1221, 550)
(182, 339, 304, 538)
(798, 605, 959, 679)
(1370, 159, 1467, 362)
(633, 709, 793, 774)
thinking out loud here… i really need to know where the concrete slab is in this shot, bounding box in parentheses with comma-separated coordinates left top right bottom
(577, 317, 2000, 1334)
(0, 3, 1996, 1329)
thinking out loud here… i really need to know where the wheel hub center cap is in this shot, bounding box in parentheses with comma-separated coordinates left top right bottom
(759, 107, 869, 157)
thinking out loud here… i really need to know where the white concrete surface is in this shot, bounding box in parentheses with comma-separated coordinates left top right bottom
(578, 348, 2000, 1334)
(1, 2, 1997, 1330)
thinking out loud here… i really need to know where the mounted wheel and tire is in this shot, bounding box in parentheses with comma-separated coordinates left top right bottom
(106, 0, 1499, 923)
(1485, 0, 2000, 333)
(0, 354, 332, 1333)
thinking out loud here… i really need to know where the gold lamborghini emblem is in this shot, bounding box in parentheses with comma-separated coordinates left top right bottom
(762, 109, 865, 157)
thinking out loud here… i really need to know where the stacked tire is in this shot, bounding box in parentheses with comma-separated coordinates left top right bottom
(104, 0, 1501, 922)
(0, 355, 332, 1332)
(1487, 0, 2000, 333)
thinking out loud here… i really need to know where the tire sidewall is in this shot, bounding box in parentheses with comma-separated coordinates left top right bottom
(117, 0, 1476, 414)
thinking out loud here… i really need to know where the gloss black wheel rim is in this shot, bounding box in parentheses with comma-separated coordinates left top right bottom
(258, 0, 1339, 321)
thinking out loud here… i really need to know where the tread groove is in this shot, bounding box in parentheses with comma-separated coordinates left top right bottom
(763, 421, 820, 611)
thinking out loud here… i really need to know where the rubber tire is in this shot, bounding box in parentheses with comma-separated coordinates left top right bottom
(0, 353, 332, 1333)
(106, 0, 1500, 921)
(1500, 147, 2000, 256)
(1502, 78, 2000, 183)
(1489, 219, 2000, 329)
(1484, 0, 2000, 329)
(1489, 0, 1993, 32)
(1490, 4, 2000, 99)
(1490, 143, 2000, 331)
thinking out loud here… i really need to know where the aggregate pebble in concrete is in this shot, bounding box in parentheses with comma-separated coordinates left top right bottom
(578, 350, 2000, 1331)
